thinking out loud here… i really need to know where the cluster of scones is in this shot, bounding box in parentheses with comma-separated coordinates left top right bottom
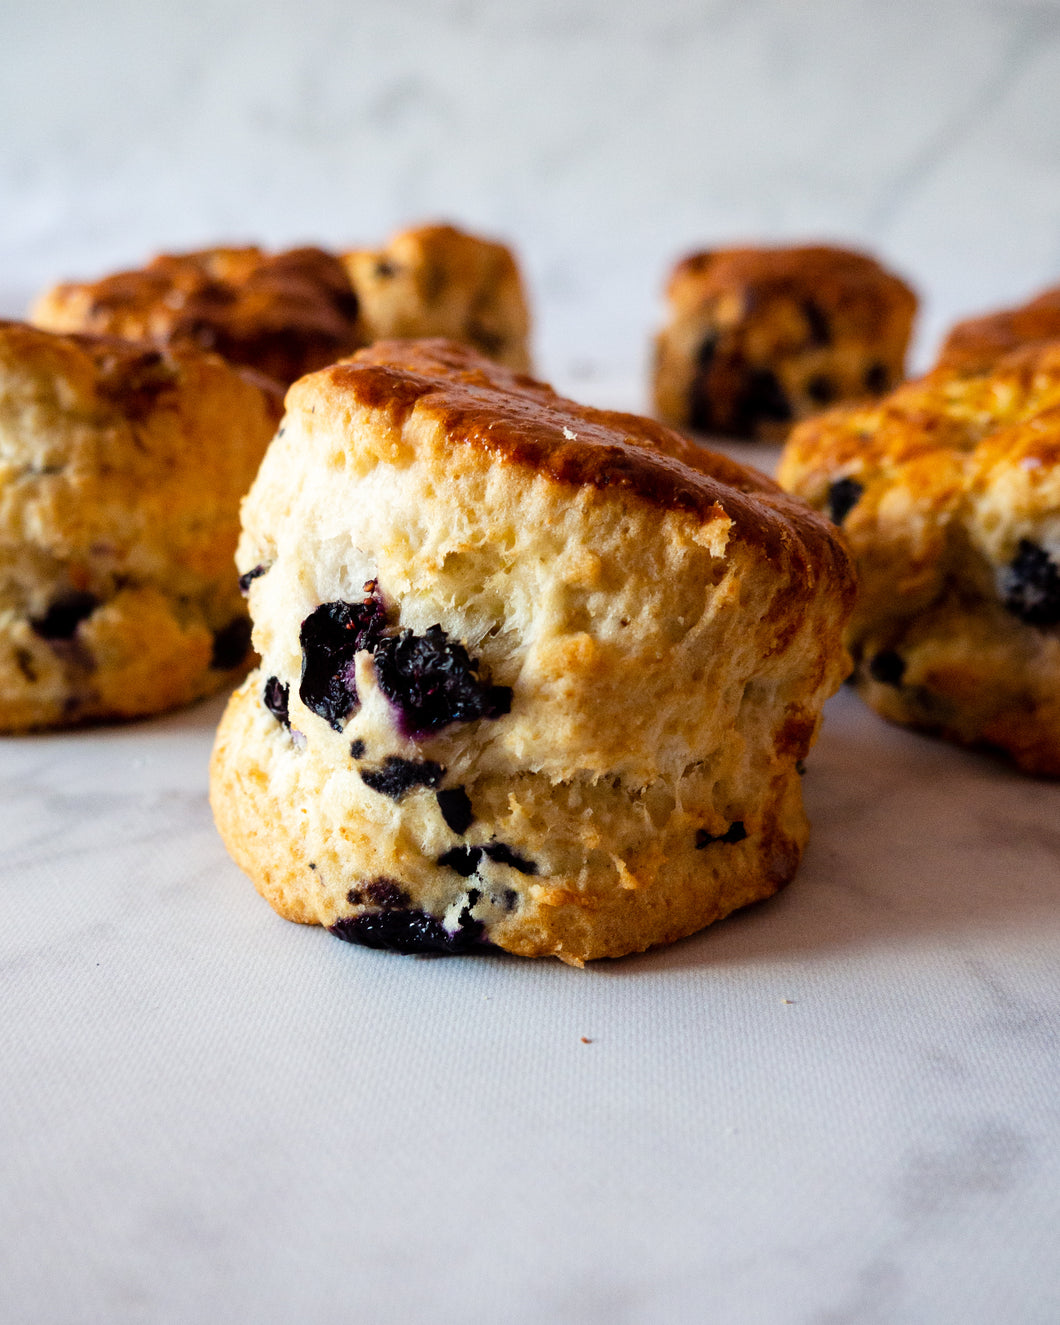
(3, 226, 1057, 963)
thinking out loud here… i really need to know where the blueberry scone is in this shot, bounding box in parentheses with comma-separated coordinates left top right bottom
(342, 223, 532, 371)
(778, 342, 1060, 776)
(0, 321, 281, 731)
(654, 245, 917, 440)
(210, 339, 855, 963)
(936, 284, 1060, 373)
(30, 246, 364, 387)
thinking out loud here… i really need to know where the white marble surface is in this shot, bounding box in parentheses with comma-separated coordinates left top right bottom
(3, 2, 1060, 1322)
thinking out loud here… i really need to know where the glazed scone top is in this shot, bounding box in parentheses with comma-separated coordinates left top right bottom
(777, 341, 1060, 624)
(936, 286, 1060, 373)
(666, 245, 918, 337)
(30, 246, 363, 386)
(292, 337, 852, 565)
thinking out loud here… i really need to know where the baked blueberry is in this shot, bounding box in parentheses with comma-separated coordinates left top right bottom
(868, 650, 906, 686)
(826, 476, 864, 525)
(31, 592, 98, 640)
(263, 675, 290, 727)
(238, 564, 268, 594)
(211, 616, 253, 670)
(373, 624, 512, 736)
(329, 908, 489, 955)
(436, 786, 474, 834)
(359, 757, 445, 800)
(299, 594, 388, 730)
(695, 821, 747, 848)
(999, 539, 1060, 627)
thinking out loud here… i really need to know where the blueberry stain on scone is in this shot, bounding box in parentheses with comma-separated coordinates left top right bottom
(359, 757, 445, 800)
(373, 624, 512, 737)
(999, 540, 1060, 627)
(298, 591, 388, 729)
(437, 842, 538, 877)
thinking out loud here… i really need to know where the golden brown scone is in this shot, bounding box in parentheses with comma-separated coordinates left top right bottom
(342, 224, 531, 371)
(0, 321, 280, 731)
(936, 285, 1060, 372)
(30, 246, 364, 386)
(654, 245, 918, 440)
(209, 338, 855, 964)
(777, 342, 1060, 776)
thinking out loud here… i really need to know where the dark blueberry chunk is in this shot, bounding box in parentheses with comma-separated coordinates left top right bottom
(360, 757, 445, 800)
(695, 821, 747, 849)
(806, 374, 836, 406)
(329, 908, 488, 955)
(826, 476, 864, 525)
(864, 362, 890, 394)
(802, 300, 832, 347)
(795, 758, 807, 776)
(211, 616, 253, 670)
(349, 738, 366, 760)
(374, 259, 398, 279)
(374, 625, 512, 736)
(263, 675, 290, 728)
(737, 368, 792, 431)
(688, 335, 718, 431)
(238, 564, 267, 595)
(481, 842, 538, 875)
(1000, 539, 1060, 627)
(438, 846, 482, 877)
(347, 878, 411, 909)
(437, 786, 474, 835)
(869, 650, 906, 686)
(31, 592, 98, 640)
(299, 595, 388, 730)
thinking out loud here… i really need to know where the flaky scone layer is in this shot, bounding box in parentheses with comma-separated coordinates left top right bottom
(211, 339, 855, 962)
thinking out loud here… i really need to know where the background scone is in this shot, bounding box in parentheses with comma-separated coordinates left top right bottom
(654, 245, 917, 440)
(342, 223, 532, 371)
(777, 343, 1060, 776)
(936, 284, 1060, 373)
(0, 322, 280, 731)
(30, 246, 363, 387)
(210, 339, 855, 964)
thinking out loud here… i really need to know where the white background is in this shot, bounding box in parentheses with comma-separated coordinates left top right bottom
(2, 3, 1060, 1322)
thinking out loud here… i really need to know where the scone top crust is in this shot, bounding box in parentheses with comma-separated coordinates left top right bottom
(936, 285, 1060, 373)
(295, 337, 850, 570)
(667, 244, 918, 335)
(30, 245, 363, 386)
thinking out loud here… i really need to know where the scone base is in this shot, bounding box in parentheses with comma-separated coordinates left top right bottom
(210, 676, 809, 965)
